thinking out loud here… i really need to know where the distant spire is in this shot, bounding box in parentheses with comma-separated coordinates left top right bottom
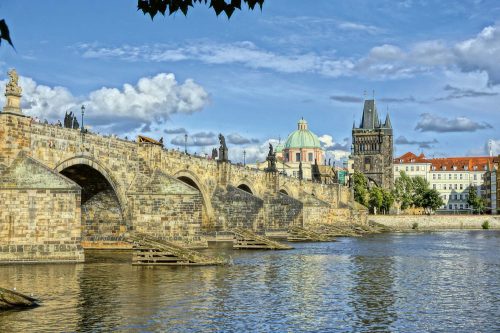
(384, 112, 392, 128)
(352, 120, 355, 129)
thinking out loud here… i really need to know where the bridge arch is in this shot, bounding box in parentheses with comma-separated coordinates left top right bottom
(279, 188, 290, 196)
(54, 155, 125, 208)
(54, 155, 128, 239)
(174, 170, 214, 227)
(236, 182, 255, 195)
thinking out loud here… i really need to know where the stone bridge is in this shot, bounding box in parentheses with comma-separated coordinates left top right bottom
(0, 112, 359, 262)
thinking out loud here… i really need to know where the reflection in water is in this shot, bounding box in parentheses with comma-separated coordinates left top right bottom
(350, 252, 396, 332)
(0, 231, 498, 333)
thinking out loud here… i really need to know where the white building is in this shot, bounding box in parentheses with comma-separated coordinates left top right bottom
(394, 152, 495, 213)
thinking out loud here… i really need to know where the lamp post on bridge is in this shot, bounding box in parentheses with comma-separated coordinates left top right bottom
(243, 150, 246, 166)
(184, 133, 188, 154)
(80, 105, 85, 133)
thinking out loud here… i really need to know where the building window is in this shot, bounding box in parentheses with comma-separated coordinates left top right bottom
(460, 174, 463, 180)
(295, 153, 301, 162)
(308, 152, 313, 162)
(395, 166, 399, 172)
(460, 184, 463, 190)
(406, 166, 409, 171)
(433, 174, 436, 180)
(433, 184, 436, 189)
(448, 204, 452, 210)
(438, 174, 441, 180)
(443, 184, 447, 190)
(411, 166, 414, 171)
(454, 184, 458, 190)
(474, 174, 477, 180)
(460, 204, 463, 209)
(448, 174, 452, 179)
(416, 166, 420, 171)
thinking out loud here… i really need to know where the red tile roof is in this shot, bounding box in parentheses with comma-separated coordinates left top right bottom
(430, 156, 494, 171)
(394, 152, 430, 164)
(394, 152, 494, 171)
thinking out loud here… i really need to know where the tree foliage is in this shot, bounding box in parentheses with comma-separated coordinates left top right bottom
(421, 189, 444, 214)
(369, 186, 383, 214)
(393, 171, 443, 214)
(0, 19, 14, 49)
(467, 185, 486, 214)
(381, 189, 395, 214)
(353, 171, 368, 206)
(137, 0, 264, 19)
(394, 171, 414, 210)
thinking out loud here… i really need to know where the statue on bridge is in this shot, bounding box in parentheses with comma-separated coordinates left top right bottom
(265, 143, 277, 172)
(211, 147, 218, 160)
(63, 111, 80, 130)
(218, 133, 228, 162)
(3, 69, 23, 114)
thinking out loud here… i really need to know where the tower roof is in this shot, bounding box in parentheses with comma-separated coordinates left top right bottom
(284, 118, 322, 149)
(384, 113, 392, 128)
(359, 99, 380, 129)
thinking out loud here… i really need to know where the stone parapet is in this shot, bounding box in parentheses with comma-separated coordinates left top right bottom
(369, 215, 500, 229)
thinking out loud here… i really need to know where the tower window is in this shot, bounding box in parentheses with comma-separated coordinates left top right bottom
(308, 152, 313, 162)
(296, 153, 301, 162)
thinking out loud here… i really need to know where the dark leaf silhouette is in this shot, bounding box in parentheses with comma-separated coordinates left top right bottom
(0, 19, 14, 50)
(137, 0, 264, 19)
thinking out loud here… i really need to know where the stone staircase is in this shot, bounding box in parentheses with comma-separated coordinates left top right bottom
(126, 233, 227, 266)
(231, 228, 293, 250)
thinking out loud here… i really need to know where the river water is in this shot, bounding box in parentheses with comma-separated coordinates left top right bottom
(0, 231, 498, 333)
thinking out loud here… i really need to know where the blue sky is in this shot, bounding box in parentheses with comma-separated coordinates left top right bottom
(1, 0, 499, 163)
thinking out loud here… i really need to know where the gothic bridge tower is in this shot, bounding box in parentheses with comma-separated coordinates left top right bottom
(351, 99, 393, 189)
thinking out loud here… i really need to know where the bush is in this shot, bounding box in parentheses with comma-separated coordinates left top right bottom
(482, 221, 490, 230)
(412, 222, 419, 230)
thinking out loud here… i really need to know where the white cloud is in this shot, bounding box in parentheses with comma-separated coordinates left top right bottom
(455, 26, 500, 85)
(0, 73, 209, 133)
(76, 24, 500, 84)
(415, 113, 493, 133)
(0, 77, 78, 120)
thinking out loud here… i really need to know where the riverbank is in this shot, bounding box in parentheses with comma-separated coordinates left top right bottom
(369, 215, 500, 230)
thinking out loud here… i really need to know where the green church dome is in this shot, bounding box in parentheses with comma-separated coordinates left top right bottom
(284, 118, 322, 149)
(275, 143, 284, 153)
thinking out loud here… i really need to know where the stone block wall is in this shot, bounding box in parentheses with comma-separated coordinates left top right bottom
(301, 194, 334, 229)
(128, 192, 203, 240)
(82, 189, 127, 240)
(263, 193, 303, 231)
(211, 185, 264, 230)
(0, 189, 83, 262)
(0, 114, 31, 166)
(0, 155, 84, 262)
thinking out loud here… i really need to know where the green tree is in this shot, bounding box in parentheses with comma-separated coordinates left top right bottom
(0, 19, 14, 49)
(353, 171, 368, 206)
(467, 185, 486, 214)
(421, 189, 444, 214)
(412, 176, 430, 208)
(138, 0, 264, 19)
(369, 186, 383, 214)
(381, 189, 395, 214)
(393, 171, 414, 210)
